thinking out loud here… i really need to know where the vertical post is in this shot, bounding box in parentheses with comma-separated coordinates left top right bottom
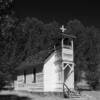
(73, 63, 75, 89)
(61, 36, 64, 82)
(24, 70, 26, 84)
(71, 39, 74, 61)
(62, 63, 64, 82)
(71, 39, 75, 89)
(61, 38, 64, 48)
(33, 68, 36, 83)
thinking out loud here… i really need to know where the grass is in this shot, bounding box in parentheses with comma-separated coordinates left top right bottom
(0, 95, 31, 100)
(1, 90, 100, 100)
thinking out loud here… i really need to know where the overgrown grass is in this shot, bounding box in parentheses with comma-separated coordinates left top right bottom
(0, 95, 31, 100)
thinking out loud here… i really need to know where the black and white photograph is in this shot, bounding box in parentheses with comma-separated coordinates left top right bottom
(0, 0, 100, 100)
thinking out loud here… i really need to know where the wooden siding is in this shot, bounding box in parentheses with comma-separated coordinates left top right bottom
(14, 44, 75, 92)
(62, 48, 73, 61)
(44, 52, 63, 92)
(14, 73, 44, 92)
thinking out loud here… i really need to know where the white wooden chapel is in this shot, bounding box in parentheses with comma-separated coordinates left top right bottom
(14, 25, 76, 93)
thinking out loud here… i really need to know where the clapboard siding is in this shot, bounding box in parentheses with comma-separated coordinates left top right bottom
(15, 72, 44, 92)
(36, 73, 44, 83)
(55, 83, 63, 92)
(27, 82, 44, 92)
(44, 52, 60, 92)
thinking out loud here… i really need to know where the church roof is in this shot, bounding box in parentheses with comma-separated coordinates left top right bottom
(15, 49, 54, 72)
(62, 33, 76, 39)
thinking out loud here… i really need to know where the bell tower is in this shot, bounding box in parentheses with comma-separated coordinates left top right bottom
(60, 25, 76, 90)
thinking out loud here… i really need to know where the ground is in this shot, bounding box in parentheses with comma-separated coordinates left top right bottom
(0, 90, 100, 100)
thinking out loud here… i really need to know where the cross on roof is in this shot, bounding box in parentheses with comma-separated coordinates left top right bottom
(60, 25, 67, 33)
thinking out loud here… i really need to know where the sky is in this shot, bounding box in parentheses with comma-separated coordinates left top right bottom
(14, 0, 100, 28)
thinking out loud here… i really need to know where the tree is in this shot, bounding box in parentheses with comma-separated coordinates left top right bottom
(85, 26, 100, 89)
(66, 19, 87, 82)
(67, 19, 100, 90)
(1, 9, 100, 91)
(0, 0, 18, 87)
(0, 0, 14, 17)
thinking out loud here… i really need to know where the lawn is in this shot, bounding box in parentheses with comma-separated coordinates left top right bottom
(0, 95, 30, 100)
(0, 90, 100, 100)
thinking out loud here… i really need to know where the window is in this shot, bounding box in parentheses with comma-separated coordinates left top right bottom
(33, 68, 36, 83)
(63, 38, 71, 45)
(24, 70, 26, 83)
(63, 38, 72, 49)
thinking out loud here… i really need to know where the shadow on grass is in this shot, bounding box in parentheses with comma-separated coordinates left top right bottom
(0, 95, 31, 100)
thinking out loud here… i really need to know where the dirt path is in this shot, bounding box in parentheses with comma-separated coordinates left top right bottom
(0, 90, 99, 100)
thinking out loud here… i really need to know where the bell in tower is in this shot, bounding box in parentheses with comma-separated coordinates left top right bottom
(54, 25, 75, 50)
(62, 34, 73, 49)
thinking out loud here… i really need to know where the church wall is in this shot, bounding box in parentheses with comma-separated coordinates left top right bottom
(14, 70, 44, 92)
(43, 51, 63, 92)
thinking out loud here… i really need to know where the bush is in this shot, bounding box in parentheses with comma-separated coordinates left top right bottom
(86, 71, 100, 90)
(0, 71, 12, 90)
(0, 75, 6, 90)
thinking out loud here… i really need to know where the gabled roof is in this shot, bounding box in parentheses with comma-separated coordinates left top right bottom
(15, 49, 54, 72)
(62, 33, 76, 39)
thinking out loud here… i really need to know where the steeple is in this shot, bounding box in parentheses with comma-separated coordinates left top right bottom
(55, 25, 75, 50)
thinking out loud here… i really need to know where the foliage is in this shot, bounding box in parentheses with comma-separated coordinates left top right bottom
(0, 12, 100, 90)
(67, 20, 100, 89)
(0, 16, 61, 88)
(0, 0, 14, 16)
